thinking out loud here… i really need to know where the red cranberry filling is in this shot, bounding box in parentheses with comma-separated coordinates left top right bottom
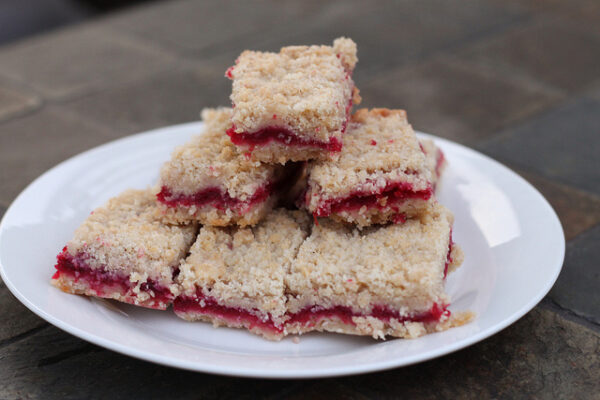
(312, 180, 433, 217)
(53, 248, 174, 309)
(444, 230, 454, 278)
(174, 290, 450, 333)
(157, 181, 274, 212)
(226, 96, 354, 153)
(435, 149, 446, 179)
(226, 126, 343, 152)
(288, 302, 449, 327)
(174, 291, 284, 334)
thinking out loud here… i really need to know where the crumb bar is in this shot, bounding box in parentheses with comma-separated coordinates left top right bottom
(286, 203, 465, 339)
(51, 189, 198, 310)
(157, 108, 289, 226)
(420, 138, 446, 191)
(174, 209, 311, 340)
(226, 37, 361, 163)
(303, 108, 434, 226)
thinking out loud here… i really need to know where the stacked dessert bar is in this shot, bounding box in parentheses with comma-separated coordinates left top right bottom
(52, 37, 471, 340)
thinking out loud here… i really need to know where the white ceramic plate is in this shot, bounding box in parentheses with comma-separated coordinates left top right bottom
(0, 122, 564, 378)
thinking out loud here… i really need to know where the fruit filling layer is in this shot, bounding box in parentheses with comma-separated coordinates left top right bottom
(174, 290, 450, 333)
(174, 291, 284, 334)
(435, 149, 446, 178)
(226, 126, 343, 152)
(226, 97, 354, 153)
(157, 181, 274, 213)
(444, 230, 454, 278)
(288, 302, 449, 327)
(53, 247, 174, 309)
(312, 179, 433, 217)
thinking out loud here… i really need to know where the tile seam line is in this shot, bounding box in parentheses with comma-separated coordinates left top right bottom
(546, 297, 600, 331)
(472, 93, 598, 148)
(48, 104, 128, 139)
(0, 324, 49, 349)
(106, 16, 268, 60)
(0, 20, 177, 61)
(0, 98, 47, 130)
(37, 343, 102, 368)
(43, 62, 186, 106)
(568, 222, 600, 242)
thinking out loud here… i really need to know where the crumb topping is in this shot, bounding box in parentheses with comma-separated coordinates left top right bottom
(228, 37, 358, 142)
(159, 108, 284, 200)
(287, 203, 456, 315)
(65, 189, 197, 284)
(305, 108, 433, 206)
(156, 193, 278, 227)
(178, 209, 311, 318)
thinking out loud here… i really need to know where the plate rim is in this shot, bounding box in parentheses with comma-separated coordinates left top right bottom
(0, 121, 565, 378)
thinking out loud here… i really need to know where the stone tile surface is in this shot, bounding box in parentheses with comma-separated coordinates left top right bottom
(1, 201, 48, 342)
(339, 308, 600, 399)
(0, 324, 298, 400)
(549, 225, 600, 325)
(61, 67, 229, 135)
(0, 25, 174, 99)
(244, 0, 526, 84)
(108, 0, 327, 56)
(284, 381, 370, 400)
(0, 284, 47, 344)
(0, 210, 48, 345)
(0, 107, 113, 205)
(461, 19, 600, 92)
(359, 57, 561, 144)
(109, 0, 526, 85)
(285, 379, 373, 400)
(479, 96, 600, 196)
(0, 77, 40, 122)
(515, 169, 600, 240)
(1, 308, 597, 399)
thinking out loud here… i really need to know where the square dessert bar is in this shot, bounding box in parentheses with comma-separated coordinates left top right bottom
(174, 209, 311, 340)
(303, 108, 434, 226)
(52, 189, 198, 310)
(226, 37, 361, 163)
(157, 108, 290, 226)
(286, 203, 466, 339)
(420, 138, 446, 191)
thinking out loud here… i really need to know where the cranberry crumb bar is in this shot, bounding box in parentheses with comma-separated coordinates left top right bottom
(157, 108, 289, 226)
(174, 209, 311, 340)
(420, 138, 446, 191)
(286, 203, 467, 339)
(52, 189, 198, 310)
(226, 37, 361, 163)
(303, 108, 434, 226)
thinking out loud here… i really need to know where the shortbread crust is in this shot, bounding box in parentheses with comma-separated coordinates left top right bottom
(157, 108, 287, 226)
(227, 37, 360, 163)
(174, 209, 311, 340)
(286, 203, 465, 339)
(52, 189, 198, 309)
(420, 138, 446, 190)
(304, 108, 434, 226)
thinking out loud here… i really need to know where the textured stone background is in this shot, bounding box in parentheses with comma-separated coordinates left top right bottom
(0, 1, 599, 398)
